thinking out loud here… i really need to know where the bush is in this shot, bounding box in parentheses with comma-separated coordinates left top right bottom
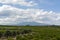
(0, 32, 3, 38)
(20, 29, 32, 34)
(11, 31, 17, 37)
(7, 37, 14, 40)
(16, 35, 28, 40)
(4, 30, 12, 37)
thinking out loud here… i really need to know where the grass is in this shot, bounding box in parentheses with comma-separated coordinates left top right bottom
(0, 26, 60, 40)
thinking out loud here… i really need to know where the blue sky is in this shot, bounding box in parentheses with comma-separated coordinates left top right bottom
(0, 0, 60, 25)
(0, 0, 60, 12)
(37, 0, 60, 12)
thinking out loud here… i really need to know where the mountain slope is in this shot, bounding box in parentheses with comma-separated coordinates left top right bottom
(18, 22, 48, 26)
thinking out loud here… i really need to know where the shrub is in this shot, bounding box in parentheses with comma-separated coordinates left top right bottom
(7, 37, 14, 40)
(16, 35, 28, 40)
(0, 32, 3, 38)
(4, 30, 12, 37)
(11, 31, 17, 37)
(20, 29, 32, 34)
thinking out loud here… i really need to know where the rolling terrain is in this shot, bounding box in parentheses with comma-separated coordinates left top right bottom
(0, 26, 60, 40)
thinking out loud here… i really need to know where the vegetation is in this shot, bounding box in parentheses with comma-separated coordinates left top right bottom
(0, 25, 60, 40)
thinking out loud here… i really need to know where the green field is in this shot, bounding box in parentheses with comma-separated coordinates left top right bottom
(0, 26, 60, 40)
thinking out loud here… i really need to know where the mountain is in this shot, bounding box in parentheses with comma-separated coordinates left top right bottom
(18, 22, 48, 26)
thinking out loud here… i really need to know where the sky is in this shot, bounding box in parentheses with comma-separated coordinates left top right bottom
(0, 0, 60, 25)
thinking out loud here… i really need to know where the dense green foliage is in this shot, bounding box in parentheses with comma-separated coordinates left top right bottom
(0, 26, 60, 40)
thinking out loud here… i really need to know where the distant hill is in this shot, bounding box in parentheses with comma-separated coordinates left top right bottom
(18, 22, 48, 26)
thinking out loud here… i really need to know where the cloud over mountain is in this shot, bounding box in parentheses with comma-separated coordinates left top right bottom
(0, 5, 60, 25)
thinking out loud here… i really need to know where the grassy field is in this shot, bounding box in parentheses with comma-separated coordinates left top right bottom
(0, 26, 60, 40)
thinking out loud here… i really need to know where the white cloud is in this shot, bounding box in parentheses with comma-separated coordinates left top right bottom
(0, 5, 60, 25)
(0, 0, 37, 6)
